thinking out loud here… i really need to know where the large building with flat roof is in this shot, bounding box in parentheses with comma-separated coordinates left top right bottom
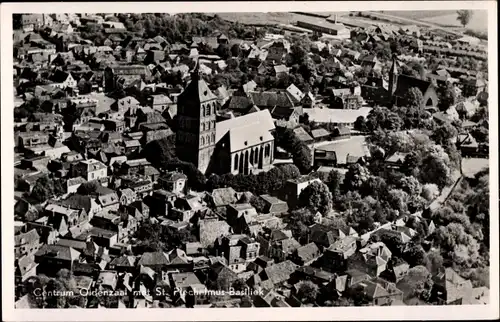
(297, 17, 350, 38)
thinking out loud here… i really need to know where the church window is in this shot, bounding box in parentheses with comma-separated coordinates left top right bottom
(202, 106, 206, 117)
(205, 104, 211, 116)
(212, 133, 215, 143)
(202, 123, 205, 131)
(207, 121, 211, 130)
(265, 144, 270, 157)
(206, 135, 210, 144)
(234, 154, 239, 170)
(201, 136, 205, 145)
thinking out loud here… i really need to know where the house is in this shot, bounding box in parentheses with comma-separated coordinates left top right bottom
(71, 159, 108, 181)
(198, 218, 232, 248)
(293, 266, 336, 287)
(273, 65, 289, 78)
(206, 187, 239, 211)
(349, 242, 392, 277)
(14, 228, 41, 260)
(384, 152, 408, 169)
(59, 194, 102, 219)
(259, 260, 298, 289)
(248, 91, 294, 110)
(285, 84, 304, 104)
(311, 128, 331, 142)
(281, 176, 321, 209)
(456, 132, 479, 156)
(45, 202, 88, 229)
(271, 106, 301, 129)
(158, 171, 187, 195)
(351, 278, 404, 306)
(216, 235, 260, 273)
(322, 235, 358, 272)
(259, 194, 289, 215)
(226, 204, 258, 234)
(302, 91, 316, 108)
(463, 77, 487, 98)
(314, 136, 370, 167)
(118, 188, 137, 206)
(16, 131, 50, 149)
(34, 244, 81, 276)
(432, 267, 474, 305)
(293, 127, 314, 145)
(455, 100, 480, 119)
(290, 242, 320, 266)
(16, 255, 39, 285)
(49, 70, 77, 88)
(266, 234, 301, 263)
(385, 262, 410, 283)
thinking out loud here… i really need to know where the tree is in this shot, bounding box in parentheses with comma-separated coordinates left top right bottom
(344, 164, 371, 192)
(366, 106, 403, 131)
(396, 265, 433, 301)
(326, 170, 343, 200)
(471, 126, 488, 143)
(360, 175, 388, 199)
(296, 280, 319, 304)
(434, 223, 480, 268)
(403, 244, 427, 267)
(287, 208, 315, 244)
(216, 44, 231, 60)
(230, 44, 241, 58)
(274, 127, 312, 173)
(291, 44, 308, 64)
(432, 123, 458, 146)
(421, 183, 440, 201)
(407, 87, 424, 108)
(397, 176, 422, 196)
(438, 83, 457, 111)
(456, 10, 473, 28)
(278, 164, 301, 180)
(31, 176, 65, 203)
(354, 116, 367, 131)
(386, 189, 410, 214)
(426, 250, 444, 275)
(249, 195, 266, 213)
(419, 151, 452, 189)
(298, 181, 333, 215)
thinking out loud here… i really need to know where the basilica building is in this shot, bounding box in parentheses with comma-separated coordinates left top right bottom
(176, 66, 276, 175)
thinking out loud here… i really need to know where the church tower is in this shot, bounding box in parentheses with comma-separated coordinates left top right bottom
(176, 60, 218, 174)
(388, 55, 398, 100)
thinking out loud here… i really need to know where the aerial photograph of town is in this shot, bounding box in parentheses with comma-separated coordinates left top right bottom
(12, 9, 490, 309)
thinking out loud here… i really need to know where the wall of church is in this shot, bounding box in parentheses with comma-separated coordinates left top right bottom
(422, 87, 439, 108)
(229, 140, 274, 175)
(176, 97, 217, 174)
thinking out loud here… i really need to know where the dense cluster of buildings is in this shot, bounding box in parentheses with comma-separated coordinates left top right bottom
(13, 12, 488, 308)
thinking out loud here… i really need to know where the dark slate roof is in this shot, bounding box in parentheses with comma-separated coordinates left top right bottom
(248, 91, 294, 108)
(394, 74, 433, 97)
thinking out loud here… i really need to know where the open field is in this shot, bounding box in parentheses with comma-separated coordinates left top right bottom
(381, 10, 459, 20)
(419, 10, 488, 32)
(214, 12, 303, 25)
(462, 157, 489, 178)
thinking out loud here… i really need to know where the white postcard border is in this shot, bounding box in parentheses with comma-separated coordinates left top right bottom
(1, 1, 498, 321)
